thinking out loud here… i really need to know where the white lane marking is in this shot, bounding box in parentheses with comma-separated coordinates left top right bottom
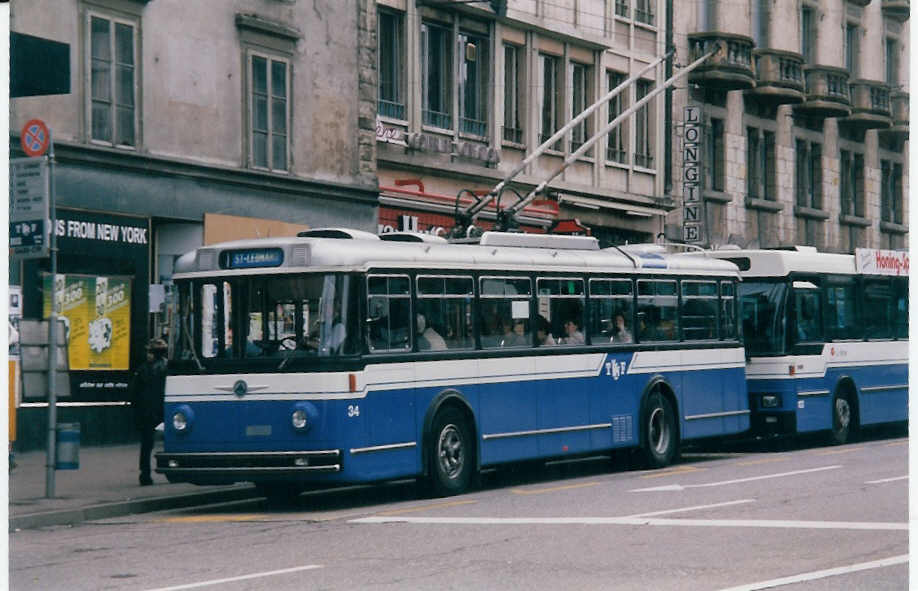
(865, 475, 908, 484)
(626, 499, 755, 518)
(144, 565, 323, 591)
(350, 516, 906, 531)
(630, 465, 842, 492)
(717, 554, 909, 591)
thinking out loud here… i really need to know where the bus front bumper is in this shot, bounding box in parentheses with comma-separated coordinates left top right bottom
(154, 450, 342, 484)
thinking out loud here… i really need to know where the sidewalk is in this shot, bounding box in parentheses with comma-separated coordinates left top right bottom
(9, 443, 259, 531)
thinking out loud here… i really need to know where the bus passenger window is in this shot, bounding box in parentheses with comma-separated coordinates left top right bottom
(588, 279, 633, 344)
(681, 281, 718, 340)
(416, 275, 474, 350)
(480, 277, 532, 348)
(637, 280, 678, 342)
(794, 286, 822, 343)
(537, 277, 584, 346)
(367, 275, 412, 352)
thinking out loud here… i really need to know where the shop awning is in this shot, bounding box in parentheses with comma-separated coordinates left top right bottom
(558, 194, 668, 218)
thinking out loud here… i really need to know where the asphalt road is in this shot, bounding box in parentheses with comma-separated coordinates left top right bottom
(10, 432, 909, 591)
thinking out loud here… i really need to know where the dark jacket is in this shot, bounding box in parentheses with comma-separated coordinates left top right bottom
(131, 357, 167, 430)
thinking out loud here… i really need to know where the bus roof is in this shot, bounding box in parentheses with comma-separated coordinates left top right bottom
(173, 231, 741, 278)
(704, 248, 861, 277)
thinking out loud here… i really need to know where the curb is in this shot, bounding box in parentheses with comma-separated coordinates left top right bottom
(10, 485, 261, 531)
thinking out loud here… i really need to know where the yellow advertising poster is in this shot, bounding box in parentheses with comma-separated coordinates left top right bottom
(43, 274, 132, 370)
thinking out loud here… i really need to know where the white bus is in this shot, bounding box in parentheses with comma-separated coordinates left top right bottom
(707, 247, 908, 443)
(157, 229, 749, 502)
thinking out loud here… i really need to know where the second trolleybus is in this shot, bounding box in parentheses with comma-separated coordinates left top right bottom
(156, 229, 750, 500)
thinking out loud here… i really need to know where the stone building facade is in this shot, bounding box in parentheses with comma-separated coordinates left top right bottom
(671, 0, 908, 252)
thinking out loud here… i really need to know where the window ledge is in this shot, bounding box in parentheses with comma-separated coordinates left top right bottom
(704, 190, 732, 204)
(235, 13, 302, 41)
(604, 160, 629, 170)
(793, 205, 830, 220)
(839, 214, 871, 227)
(880, 221, 908, 234)
(744, 197, 782, 212)
(501, 140, 526, 150)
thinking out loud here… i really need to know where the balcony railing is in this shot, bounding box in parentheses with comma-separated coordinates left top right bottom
(502, 126, 523, 144)
(423, 109, 452, 130)
(844, 80, 892, 129)
(794, 65, 851, 118)
(748, 49, 804, 105)
(378, 99, 406, 120)
(460, 117, 487, 137)
(882, 0, 910, 21)
(687, 32, 755, 91)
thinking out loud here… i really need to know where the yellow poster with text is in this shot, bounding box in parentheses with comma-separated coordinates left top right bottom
(43, 274, 132, 370)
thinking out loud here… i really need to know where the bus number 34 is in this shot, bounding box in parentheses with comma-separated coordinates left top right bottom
(605, 360, 628, 380)
(347, 405, 360, 418)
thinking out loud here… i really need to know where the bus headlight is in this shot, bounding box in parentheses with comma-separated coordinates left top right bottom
(761, 394, 781, 408)
(171, 405, 195, 434)
(291, 402, 318, 433)
(292, 409, 308, 430)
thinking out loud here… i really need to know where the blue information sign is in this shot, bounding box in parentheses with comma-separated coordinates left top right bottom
(222, 248, 284, 269)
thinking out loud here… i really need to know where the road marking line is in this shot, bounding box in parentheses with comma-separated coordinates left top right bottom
(511, 481, 602, 495)
(865, 475, 908, 484)
(630, 465, 841, 492)
(815, 448, 858, 456)
(350, 515, 906, 531)
(640, 465, 703, 479)
(736, 457, 788, 467)
(716, 554, 908, 591)
(377, 500, 477, 516)
(144, 565, 323, 591)
(626, 499, 755, 518)
(156, 514, 261, 524)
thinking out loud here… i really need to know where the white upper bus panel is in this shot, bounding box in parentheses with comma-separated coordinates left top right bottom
(173, 230, 741, 278)
(705, 249, 859, 277)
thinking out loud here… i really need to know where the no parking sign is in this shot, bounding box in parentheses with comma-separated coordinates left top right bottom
(21, 119, 50, 157)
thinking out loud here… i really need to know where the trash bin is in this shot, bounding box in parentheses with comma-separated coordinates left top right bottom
(55, 423, 80, 470)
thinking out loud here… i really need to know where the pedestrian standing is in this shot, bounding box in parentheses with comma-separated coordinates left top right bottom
(132, 338, 168, 486)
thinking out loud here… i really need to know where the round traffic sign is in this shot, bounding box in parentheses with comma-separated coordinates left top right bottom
(21, 119, 50, 157)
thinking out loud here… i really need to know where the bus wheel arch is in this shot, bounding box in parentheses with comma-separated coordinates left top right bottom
(639, 378, 680, 468)
(830, 377, 859, 445)
(420, 390, 478, 496)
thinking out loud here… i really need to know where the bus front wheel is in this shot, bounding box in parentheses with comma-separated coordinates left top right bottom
(427, 408, 473, 497)
(830, 395, 852, 445)
(642, 391, 678, 468)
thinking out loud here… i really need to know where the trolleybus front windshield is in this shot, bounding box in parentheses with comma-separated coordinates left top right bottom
(739, 281, 787, 356)
(175, 273, 358, 363)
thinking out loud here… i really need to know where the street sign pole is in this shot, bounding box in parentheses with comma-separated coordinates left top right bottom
(45, 130, 57, 499)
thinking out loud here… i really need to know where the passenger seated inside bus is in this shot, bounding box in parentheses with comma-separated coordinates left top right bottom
(613, 313, 632, 343)
(501, 318, 530, 347)
(560, 317, 585, 345)
(536, 315, 556, 346)
(417, 314, 447, 351)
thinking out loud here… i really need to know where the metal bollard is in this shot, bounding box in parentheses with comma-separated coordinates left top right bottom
(55, 423, 80, 470)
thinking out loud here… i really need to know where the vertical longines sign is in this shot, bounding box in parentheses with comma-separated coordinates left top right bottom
(682, 106, 704, 244)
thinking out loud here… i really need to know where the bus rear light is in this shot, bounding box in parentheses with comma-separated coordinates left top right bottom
(349, 373, 357, 393)
(788, 365, 795, 376)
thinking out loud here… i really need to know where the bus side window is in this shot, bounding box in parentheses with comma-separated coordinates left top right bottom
(794, 288, 822, 342)
(720, 281, 736, 339)
(893, 277, 908, 339)
(416, 275, 474, 351)
(681, 281, 717, 340)
(367, 275, 412, 352)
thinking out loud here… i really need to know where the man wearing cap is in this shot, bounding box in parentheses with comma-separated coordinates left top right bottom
(131, 338, 168, 486)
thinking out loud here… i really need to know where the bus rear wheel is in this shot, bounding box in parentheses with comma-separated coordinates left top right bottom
(642, 391, 678, 468)
(830, 395, 852, 445)
(426, 408, 473, 497)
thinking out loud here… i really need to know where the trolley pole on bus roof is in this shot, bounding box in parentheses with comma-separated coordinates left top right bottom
(448, 48, 674, 239)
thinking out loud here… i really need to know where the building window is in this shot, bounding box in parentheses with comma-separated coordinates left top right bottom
(459, 31, 489, 137)
(706, 117, 724, 191)
(503, 44, 524, 143)
(886, 38, 899, 87)
(606, 70, 627, 163)
(615, 0, 629, 18)
(248, 53, 289, 171)
(635, 0, 654, 25)
(845, 24, 859, 78)
(89, 14, 136, 147)
(795, 139, 822, 209)
(839, 150, 865, 218)
(422, 22, 453, 129)
(539, 53, 562, 150)
(881, 160, 904, 225)
(634, 79, 654, 168)
(747, 127, 775, 200)
(800, 6, 815, 64)
(378, 10, 405, 120)
(570, 62, 590, 153)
